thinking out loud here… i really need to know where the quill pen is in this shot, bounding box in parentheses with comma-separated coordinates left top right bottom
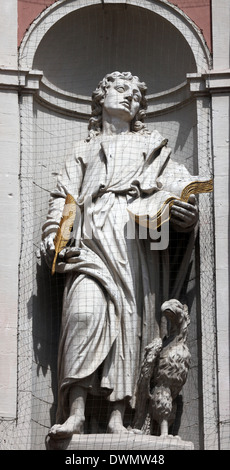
(51, 194, 77, 275)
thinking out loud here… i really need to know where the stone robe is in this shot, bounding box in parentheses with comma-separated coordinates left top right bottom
(42, 130, 196, 423)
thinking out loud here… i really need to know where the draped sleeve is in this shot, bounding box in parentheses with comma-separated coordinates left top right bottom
(42, 142, 87, 240)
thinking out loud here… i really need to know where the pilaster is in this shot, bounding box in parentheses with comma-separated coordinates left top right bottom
(0, 0, 19, 422)
(211, 0, 230, 450)
(188, 1, 230, 447)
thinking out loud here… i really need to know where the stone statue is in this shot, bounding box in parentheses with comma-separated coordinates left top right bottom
(41, 71, 199, 440)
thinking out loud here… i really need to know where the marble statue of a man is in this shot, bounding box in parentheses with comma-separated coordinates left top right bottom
(42, 71, 198, 439)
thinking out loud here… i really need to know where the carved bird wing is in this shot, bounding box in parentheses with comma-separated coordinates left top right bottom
(134, 338, 162, 429)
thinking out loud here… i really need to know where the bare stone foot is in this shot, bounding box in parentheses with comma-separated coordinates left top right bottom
(107, 422, 132, 434)
(131, 428, 144, 434)
(48, 415, 85, 440)
(107, 414, 134, 434)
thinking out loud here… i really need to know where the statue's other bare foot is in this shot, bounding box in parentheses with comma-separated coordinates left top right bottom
(107, 414, 134, 434)
(48, 415, 85, 440)
(107, 422, 132, 434)
(131, 428, 144, 434)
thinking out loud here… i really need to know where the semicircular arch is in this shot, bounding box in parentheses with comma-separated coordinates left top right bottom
(19, 0, 211, 96)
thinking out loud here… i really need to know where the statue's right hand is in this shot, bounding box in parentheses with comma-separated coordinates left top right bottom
(44, 234, 56, 256)
(59, 246, 80, 262)
(40, 233, 56, 268)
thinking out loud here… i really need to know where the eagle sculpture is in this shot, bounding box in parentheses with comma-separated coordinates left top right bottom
(134, 299, 191, 436)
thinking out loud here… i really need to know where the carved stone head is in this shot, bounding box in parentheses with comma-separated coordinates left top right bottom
(88, 71, 148, 138)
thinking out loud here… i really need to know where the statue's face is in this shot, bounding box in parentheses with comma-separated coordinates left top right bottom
(102, 77, 142, 123)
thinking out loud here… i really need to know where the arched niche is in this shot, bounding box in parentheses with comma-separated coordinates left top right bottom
(32, 4, 196, 96)
(19, 0, 211, 118)
(18, 0, 215, 450)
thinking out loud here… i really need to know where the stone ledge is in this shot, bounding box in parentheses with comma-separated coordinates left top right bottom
(0, 67, 42, 91)
(46, 434, 194, 451)
(188, 70, 230, 95)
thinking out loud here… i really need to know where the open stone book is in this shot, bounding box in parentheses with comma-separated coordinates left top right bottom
(51, 178, 213, 275)
(127, 178, 213, 229)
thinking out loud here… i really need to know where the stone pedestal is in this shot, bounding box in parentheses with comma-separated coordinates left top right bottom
(46, 434, 194, 451)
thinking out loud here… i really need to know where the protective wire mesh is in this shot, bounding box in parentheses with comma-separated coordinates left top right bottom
(0, 0, 221, 452)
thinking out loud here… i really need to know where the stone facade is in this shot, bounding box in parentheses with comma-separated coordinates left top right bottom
(0, 0, 229, 451)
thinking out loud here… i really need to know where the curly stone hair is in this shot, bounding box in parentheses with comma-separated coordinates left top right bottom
(87, 71, 149, 140)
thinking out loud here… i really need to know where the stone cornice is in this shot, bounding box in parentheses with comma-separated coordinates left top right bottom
(0, 68, 194, 117)
(0, 67, 42, 92)
(188, 70, 230, 95)
(4, 68, 229, 116)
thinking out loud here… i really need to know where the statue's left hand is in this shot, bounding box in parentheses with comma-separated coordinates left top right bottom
(170, 194, 198, 231)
